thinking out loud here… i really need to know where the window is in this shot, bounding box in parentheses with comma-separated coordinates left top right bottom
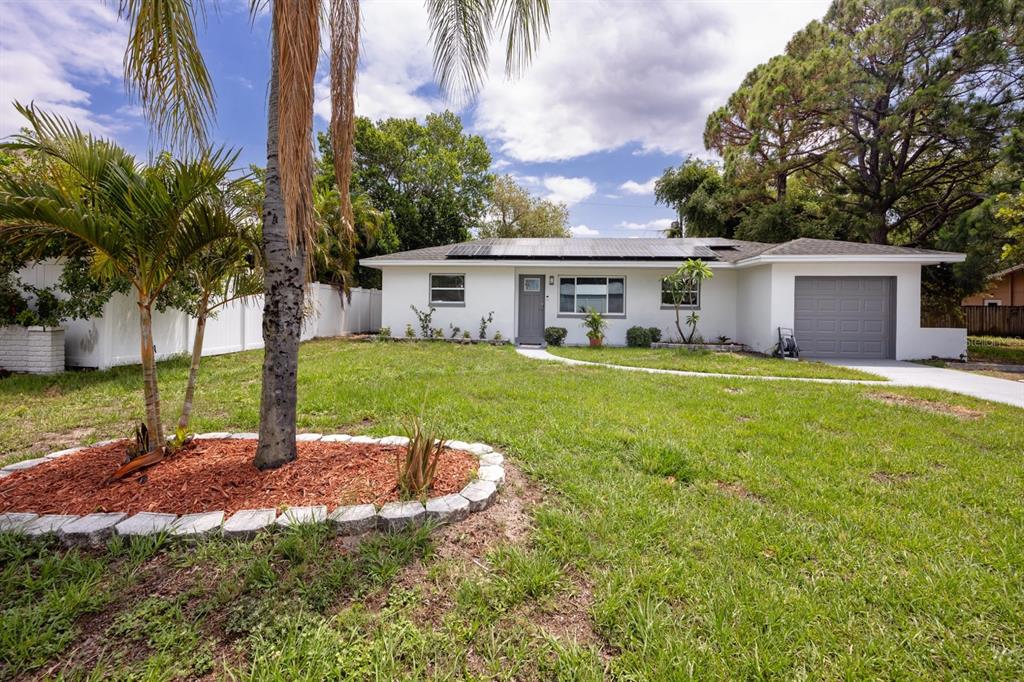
(523, 277, 541, 292)
(984, 299, 1002, 307)
(429, 274, 465, 305)
(559, 276, 625, 315)
(661, 278, 699, 308)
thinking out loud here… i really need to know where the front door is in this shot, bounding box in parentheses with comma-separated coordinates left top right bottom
(517, 275, 545, 345)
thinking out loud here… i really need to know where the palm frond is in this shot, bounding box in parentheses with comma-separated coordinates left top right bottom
(425, 0, 549, 100)
(329, 0, 360, 239)
(425, 0, 495, 100)
(119, 0, 216, 151)
(495, 0, 549, 80)
(273, 0, 320, 262)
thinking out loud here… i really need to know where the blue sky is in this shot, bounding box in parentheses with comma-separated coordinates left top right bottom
(0, 0, 829, 237)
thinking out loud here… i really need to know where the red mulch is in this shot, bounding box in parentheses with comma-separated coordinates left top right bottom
(0, 439, 478, 516)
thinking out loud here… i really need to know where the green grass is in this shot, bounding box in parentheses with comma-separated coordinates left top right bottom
(2, 340, 1023, 679)
(968, 335, 1024, 364)
(547, 345, 885, 380)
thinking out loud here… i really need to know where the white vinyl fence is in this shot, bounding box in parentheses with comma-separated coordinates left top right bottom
(16, 262, 381, 370)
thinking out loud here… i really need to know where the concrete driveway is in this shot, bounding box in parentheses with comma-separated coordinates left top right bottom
(825, 360, 1024, 409)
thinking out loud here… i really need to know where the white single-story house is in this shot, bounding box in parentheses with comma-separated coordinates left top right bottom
(361, 237, 968, 360)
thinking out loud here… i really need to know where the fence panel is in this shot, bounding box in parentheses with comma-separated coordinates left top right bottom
(962, 305, 1024, 337)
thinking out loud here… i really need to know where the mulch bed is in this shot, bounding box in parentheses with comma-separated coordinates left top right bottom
(0, 438, 478, 516)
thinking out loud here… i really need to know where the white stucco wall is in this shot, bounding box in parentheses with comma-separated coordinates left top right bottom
(380, 266, 517, 340)
(766, 261, 967, 360)
(735, 265, 773, 353)
(378, 264, 738, 346)
(513, 266, 738, 346)
(376, 260, 966, 359)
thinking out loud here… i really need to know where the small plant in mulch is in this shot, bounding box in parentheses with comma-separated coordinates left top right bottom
(397, 417, 445, 499)
(109, 423, 193, 481)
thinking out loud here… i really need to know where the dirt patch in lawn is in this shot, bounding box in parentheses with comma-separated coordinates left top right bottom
(866, 392, 986, 420)
(871, 471, 919, 485)
(0, 438, 477, 515)
(716, 480, 766, 503)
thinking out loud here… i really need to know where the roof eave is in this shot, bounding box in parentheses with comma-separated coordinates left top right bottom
(734, 253, 966, 267)
(359, 258, 736, 269)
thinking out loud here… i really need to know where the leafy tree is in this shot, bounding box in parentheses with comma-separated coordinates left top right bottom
(0, 106, 236, 448)
(654, 158, 739, 238)
(478, 174, 570, 238)
(775, 0, 1021, 246)
(344, 113, 493, 250)
(121, 0, 551, 470)
(705, 52, 836, 203)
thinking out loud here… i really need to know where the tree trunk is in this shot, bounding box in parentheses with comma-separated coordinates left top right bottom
(177, 291, 210, 434)
(673, 303, 685, 343)
(137, 292, 164, 450)
(255, 31, 303, 470)
(775, 172, 787, 202)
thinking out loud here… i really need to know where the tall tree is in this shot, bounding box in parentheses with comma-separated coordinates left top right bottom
(704, 53, 836, 203)
(0, 106, 236, 447)
(479, 174, 570, 238)
(791, 0, 1021, 245)
(345, 113, 493, 249)
(121, 0, 551, 469)
(654, 158, 739, 238)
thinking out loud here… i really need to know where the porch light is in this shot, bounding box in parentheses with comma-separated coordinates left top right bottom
(548, 275, 554, 285)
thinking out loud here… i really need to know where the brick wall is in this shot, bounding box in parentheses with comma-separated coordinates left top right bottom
(0, 326, 65, 374)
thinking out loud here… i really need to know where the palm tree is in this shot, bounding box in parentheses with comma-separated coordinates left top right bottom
(121, 0, 551, 469)
(0, 105, 237, 448)
(173, 185, 264, 434)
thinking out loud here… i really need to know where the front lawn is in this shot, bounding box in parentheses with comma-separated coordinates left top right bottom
(968, 335, 1024, 364)
(2, 340, 1022, 679)
(547, 345, 885, 380)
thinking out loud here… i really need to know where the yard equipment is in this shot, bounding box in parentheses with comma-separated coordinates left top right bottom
(777, 327, 800, 359)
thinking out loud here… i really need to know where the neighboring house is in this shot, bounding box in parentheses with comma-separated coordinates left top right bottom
(361, 237, 967, 360)
(962, 263, 1024, 306)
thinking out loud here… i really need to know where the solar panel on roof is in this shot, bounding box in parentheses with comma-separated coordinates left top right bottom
(447, 239, 716, 260)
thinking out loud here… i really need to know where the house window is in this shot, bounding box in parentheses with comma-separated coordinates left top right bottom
(523, 277, 541, 292)
(558, 276, 625, 315)
(429, 273, 465, 305)
(661, 278, 700, 308)
(984, 299, 1002, 307)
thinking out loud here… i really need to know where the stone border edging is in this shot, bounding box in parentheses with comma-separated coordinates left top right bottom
(0, 433, 505, 547)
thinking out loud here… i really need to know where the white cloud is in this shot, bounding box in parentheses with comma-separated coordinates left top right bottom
(619, 218, 674, 231)
(310, 0, 828, 161)
(542, 176, 596, 206)
(470, 1, 829, 161)
(0, 2, 128, 138)
(315, 0, 446, 123)
(570, 224, 599, 236)
(620, 176, 659, 195)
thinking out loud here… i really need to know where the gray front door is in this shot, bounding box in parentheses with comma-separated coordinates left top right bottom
(794, 276, 896, 359)
(517, 275, 545, 344)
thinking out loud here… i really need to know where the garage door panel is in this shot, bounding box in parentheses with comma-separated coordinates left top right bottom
(794, 277, 894, 359)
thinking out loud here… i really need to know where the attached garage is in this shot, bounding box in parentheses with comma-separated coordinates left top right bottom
(794, 276, 896, 359)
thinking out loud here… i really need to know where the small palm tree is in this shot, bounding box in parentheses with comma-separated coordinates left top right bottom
(121, 0, 552, 469)
(171, 184, 264, 434)
(0, 105, 237, 448)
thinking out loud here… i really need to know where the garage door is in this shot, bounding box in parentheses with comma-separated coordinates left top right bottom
(794, 277, 895, 359)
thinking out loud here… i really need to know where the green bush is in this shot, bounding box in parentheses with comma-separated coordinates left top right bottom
(544, 327, 568, 346)
(648, 327, 662, 343)
(626, 326, 651, 347)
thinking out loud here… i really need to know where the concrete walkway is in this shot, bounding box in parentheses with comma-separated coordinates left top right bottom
(824, 359, 1024, 409)
(516, 348, 1024, 409)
